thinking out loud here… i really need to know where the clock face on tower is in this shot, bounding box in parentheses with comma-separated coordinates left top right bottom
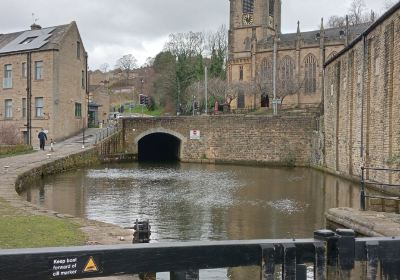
(242, 13, 254, 25)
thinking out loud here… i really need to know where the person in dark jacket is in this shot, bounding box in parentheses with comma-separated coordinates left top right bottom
(38, 129, 47, 150)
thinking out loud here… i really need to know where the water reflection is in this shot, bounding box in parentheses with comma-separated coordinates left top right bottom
(21, 163, 360, 279)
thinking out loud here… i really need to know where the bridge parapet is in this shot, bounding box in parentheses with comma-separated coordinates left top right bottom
(122, 115, 316, 166)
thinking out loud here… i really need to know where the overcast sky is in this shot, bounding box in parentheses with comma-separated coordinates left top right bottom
(0, 0, 391, 70)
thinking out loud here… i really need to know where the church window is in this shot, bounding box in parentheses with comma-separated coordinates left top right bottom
(261, 58, 273, 82)
(243, 0, 254, 14)
(237, 89, 245, 108)
(239, 66, 244, 81)
(304, 54, 317, 93)
(269, 0, 275, 16)
(280, 56, 295, 88)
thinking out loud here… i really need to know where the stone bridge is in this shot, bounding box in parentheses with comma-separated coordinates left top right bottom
(120, 115, 317, 166)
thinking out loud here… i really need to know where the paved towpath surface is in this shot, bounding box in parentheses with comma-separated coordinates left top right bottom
(327, 207, 400, 237)
(0, 128, 139, 280)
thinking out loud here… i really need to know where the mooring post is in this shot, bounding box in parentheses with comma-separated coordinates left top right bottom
(282, 243, 297, 279)
(260, 244, 275, 280)
(365, 241, 379, 280)
(170, 270, 199, 280)
(314, 229, 337, 280)
(336, 229, 355, 279)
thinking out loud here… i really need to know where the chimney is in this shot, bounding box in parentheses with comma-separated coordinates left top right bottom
(30, 23, 42, 30)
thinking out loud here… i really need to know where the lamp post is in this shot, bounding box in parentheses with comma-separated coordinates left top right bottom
(176, 56, 181, 116)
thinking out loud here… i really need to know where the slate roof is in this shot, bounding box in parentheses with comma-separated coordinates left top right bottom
(258, 22, 371, 48)
(0, 23, 71, 55)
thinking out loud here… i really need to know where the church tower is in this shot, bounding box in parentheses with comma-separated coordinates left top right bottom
(229, 0, 282, 57)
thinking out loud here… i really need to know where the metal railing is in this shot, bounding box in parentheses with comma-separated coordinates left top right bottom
(1, 229, 400, 279)
(360, 166, 400, 211)
(93, 124, 121, 145)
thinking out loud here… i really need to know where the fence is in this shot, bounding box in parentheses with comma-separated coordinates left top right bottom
(1, 229, 400, 279)
(93, 124, 121, 145)
(360, 166, 400, 211)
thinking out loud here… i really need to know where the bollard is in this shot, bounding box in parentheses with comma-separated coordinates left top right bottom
(260, 244, 275, 280)
(314, 229, 337, 279)
(336, 229, 355, 279)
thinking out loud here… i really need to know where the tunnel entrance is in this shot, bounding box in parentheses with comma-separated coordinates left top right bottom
(138, 133, 181, 162)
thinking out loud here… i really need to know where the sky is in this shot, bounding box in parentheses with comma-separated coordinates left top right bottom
(0, 0, 391, 70)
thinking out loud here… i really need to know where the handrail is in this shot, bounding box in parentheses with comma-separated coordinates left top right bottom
(360, 166, 400, 211)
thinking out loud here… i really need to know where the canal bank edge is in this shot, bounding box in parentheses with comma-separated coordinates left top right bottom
(4, 147, 134, 246)
(326, 208, 400, 237)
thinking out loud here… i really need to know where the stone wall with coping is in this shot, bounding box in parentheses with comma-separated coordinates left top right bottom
(123, 115, 316, 166)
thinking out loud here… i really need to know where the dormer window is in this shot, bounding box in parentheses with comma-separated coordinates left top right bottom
(20, 36, 37, 45)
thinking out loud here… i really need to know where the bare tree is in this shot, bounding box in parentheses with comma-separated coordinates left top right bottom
(164, 32, 205, 58)
(384, 0, 396, 10)
(348, 0, 368, 25)
(327, 0, 373, 28)
(99, 63, 110, 73)
(115, 54, 138, 82)
(0, 123, 23, 145)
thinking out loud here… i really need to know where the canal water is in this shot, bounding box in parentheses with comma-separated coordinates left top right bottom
(21, 162, 360, 279)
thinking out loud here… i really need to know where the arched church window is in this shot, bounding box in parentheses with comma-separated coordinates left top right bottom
(237, 89, 245, 108)
(304, 54, 318, 93)
(243, 0, 254, 14)
(261, 58, 273, 83)
(280, 56, 295, 88)
(269, 0, 275, 16)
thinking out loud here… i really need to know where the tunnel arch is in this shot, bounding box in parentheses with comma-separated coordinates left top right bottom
(135, 128, 186, 162)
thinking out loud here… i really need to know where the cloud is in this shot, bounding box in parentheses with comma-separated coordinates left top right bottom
(0, 0, 388, 69)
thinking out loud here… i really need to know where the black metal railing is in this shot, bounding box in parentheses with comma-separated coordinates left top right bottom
(1, 229, 400, 279)
(360, 166, 400, 211)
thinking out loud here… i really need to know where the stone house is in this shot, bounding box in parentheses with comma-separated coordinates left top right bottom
(324, 2, 400, 183)
(228, 0, 369, 111)
(0, 21, 88, 146)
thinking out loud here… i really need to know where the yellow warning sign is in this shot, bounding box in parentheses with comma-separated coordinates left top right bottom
(83, 256, 98, 273)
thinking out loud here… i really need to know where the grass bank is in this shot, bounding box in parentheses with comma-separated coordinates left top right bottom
(0, 145, 36, 159)
(0, 198, 86, 249)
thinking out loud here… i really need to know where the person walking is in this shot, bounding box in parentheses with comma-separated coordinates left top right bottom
(38, 129, 47, 150)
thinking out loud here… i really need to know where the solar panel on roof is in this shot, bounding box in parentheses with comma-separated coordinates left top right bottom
(0, 27, 55, 54)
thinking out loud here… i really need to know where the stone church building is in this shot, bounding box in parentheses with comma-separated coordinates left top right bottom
(227, 0, 369, 110)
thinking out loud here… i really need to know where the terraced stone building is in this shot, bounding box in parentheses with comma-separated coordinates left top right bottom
(0, 21, 88, 146)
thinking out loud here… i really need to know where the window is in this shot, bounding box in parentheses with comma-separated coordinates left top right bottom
(4, 99, 12, 119)
(77, 41, 81, 59)
(269, 0, 275, 16)
(81, 70, 85, 88)
(75, 102, 82, 118)
(35, 97, 44, 118)
(237, 90, 245, 108)
(304, 54, 317, 93)
(242, 0, 254, 13)
(22, 62, 27, 78)
(239, 66, 244, 81)
(22, 98, 26, 118)
(3, 64, 12, 88)
(280, 56, 295, 90)
(35, 61, 43, 80)
(20, 36, 37, 45)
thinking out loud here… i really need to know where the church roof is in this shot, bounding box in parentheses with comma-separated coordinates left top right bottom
(258, 22, 371, 48)
(0, 22, 73, 55)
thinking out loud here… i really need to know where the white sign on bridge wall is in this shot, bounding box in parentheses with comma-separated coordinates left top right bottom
(190, 130, 201, 140)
